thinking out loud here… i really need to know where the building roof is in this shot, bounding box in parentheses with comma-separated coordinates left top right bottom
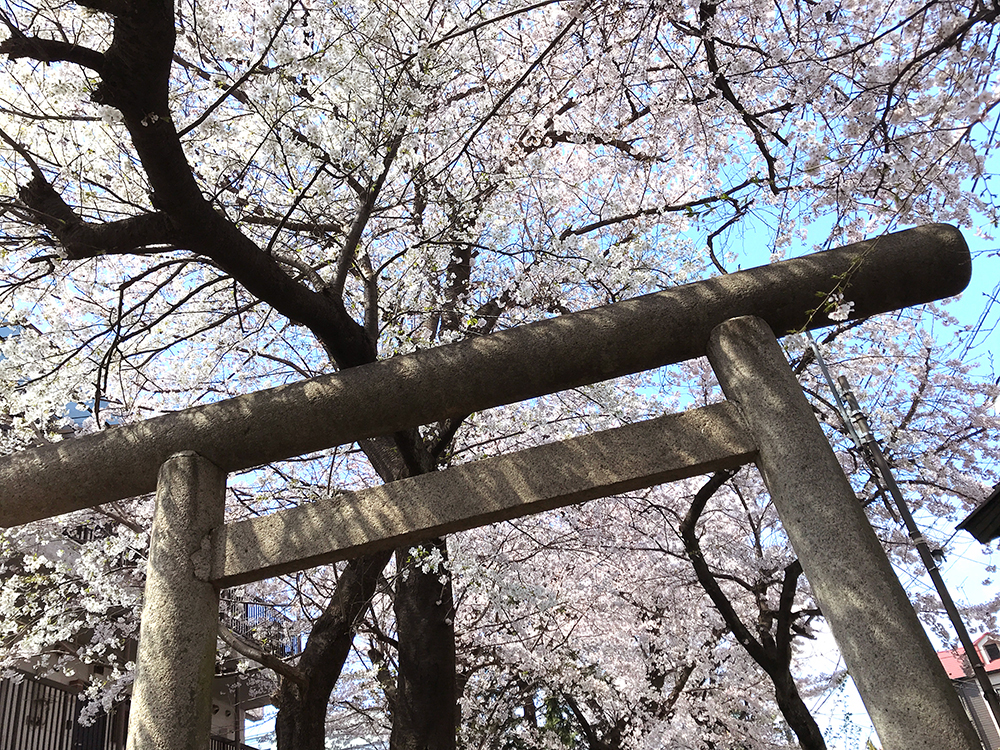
(958, 483, 1000, 544)
(937, 633, 1000, 679)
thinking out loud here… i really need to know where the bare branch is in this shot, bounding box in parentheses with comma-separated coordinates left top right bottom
(332, 131, 403, 299)
(17, 176, 177, 259)
(0, 126, 44, 180)
(177, 0, 300, 138)
(218, 623, 308, 688)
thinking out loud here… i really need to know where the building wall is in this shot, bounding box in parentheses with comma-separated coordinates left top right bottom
(955, 679, 1000, 750)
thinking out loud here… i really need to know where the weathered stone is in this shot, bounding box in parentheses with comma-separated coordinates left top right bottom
(211, 402, 756, 586)
(127, 452, 226, 750)
(0, 223, 969, 526)
(706, 316, 980, 750)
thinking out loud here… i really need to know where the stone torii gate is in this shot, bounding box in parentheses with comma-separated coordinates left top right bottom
(0, 224, 982, 750)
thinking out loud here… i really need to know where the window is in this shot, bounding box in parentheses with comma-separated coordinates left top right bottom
(984, 643, 999, 662)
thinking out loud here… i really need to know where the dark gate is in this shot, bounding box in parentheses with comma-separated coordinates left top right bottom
(0, 672, 117, 750)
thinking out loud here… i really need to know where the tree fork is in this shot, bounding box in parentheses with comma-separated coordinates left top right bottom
(681, 471, 827, 749)
(275, 549, 394, 750)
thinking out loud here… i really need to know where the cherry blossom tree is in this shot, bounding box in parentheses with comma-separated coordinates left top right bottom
(0, 0, 999, 748)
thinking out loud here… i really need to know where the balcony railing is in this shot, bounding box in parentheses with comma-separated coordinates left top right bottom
(210, 736, 257, 750)
(0, 672, 118, 750)
(220, 592, 301, 659)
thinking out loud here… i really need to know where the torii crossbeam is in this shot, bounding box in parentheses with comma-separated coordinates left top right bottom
(0, 224, 981, 750)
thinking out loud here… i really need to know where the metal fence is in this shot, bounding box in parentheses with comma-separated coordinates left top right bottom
(210, 736, 257, 750)
(0, 674, 115, 750)
(0, 673, 255, 750)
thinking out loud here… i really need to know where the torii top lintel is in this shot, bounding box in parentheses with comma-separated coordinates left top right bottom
(0, 224, 970, 527)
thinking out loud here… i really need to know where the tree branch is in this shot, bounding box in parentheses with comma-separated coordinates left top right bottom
(332, 131, 403, 299)
(877, 3, 1000, 130)
(176, 0, 299, 138)
(218, 623, 308, 688)
(680, 469, 769, 664)
(563, 693, 605, 749)
(559, 179, 755, 241)
(455, 7, 586, 164)
(276, 549, 394, 741)
(682, 473, 828, 749)
(273, 251, 328, 292)
(264, 162, 330, 257)
(774, 559, 803, 660)
(0, 126, 44, 180)
(699, 0, 785, 194)
(0, 35, 105, 73)
(18, 176, 177, 258)
(354, 252, 380, 343)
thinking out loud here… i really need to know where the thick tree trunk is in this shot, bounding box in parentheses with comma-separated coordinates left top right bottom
(275, 550, 394, 750)
(390, 538, 457, 750)
(769, 669, 828, 750)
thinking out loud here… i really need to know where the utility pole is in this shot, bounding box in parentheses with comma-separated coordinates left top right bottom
(838, 375, 1000, 729)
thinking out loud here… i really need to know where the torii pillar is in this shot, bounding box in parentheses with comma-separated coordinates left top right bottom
(126, 453, 226, 750)
(709, 316, 980, 750)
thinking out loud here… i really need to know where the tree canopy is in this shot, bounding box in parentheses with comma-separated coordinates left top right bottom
(1, 0, 998, 748)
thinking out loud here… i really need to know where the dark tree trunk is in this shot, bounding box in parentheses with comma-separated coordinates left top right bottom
(769, 668, 828, 750)
(274, 550, 393, 750)
(390, 538, 457, 750)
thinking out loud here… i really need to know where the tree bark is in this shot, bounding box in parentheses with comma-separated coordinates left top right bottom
(769, 669, 828, 750)
(390, 538, 457, 750)
(274, 550, 393, 749)
(5, 2, 459, 747)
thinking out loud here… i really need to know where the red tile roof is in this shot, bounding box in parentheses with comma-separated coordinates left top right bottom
(937, 634, 1000, 678)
